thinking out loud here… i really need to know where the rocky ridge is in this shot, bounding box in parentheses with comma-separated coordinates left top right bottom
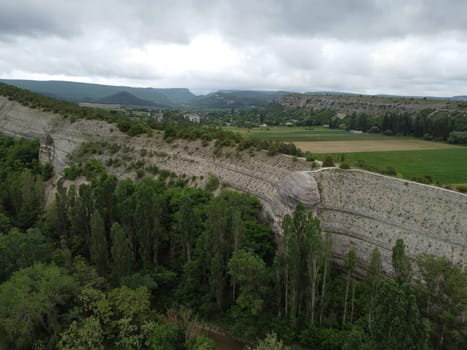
(1, 95, 465, 273)
(274, 93, 467, 117)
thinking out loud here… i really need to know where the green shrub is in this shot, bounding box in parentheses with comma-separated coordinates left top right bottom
(205, 175, 220, 192)
(304, 151, 315, 162)
(339, 163, 350, 169)
(136, 168, 145, 178)
(108, 143, 120, 154)
(41, 162, 54, 180)
(322, 156, 335, 167)
(382, 166, 397, 176)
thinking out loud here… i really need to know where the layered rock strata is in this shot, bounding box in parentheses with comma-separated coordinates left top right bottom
(277, 169, 466, 273)
(1, 95, 465, 273)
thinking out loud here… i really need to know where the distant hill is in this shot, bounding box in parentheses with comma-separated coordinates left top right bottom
(0, 79, 195, 106)
(5, 79, 463, 110)
(97, 91, 157, 106)
(191, 90, 292, 109)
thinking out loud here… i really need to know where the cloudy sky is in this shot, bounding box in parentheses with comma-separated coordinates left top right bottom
(1, 0, 466, 96)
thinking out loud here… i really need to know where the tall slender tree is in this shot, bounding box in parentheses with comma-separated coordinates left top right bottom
(366, 247, 382, 331)
(178, 195, 196, 263)
(343, 247, 356, 326)
(392, 239, 411, 283)
(319, 232, 332, 326)
(110, 223, 133, 282)
(90, 211, 109, 276)
(134, 178, 162, 270)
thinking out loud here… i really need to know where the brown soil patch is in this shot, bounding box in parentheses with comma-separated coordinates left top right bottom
(294, 140, 462, 153)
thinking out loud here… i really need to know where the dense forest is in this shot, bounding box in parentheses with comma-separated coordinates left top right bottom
(0, 133, 465, 350)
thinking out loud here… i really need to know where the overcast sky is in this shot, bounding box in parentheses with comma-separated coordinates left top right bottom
(1, 0, 466, 96)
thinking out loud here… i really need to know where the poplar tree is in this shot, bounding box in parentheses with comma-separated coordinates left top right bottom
(278, 203, 324, 328)
(392, 239, 412, 283)
(319, 232, 332, 326)
(366, 247, 382, 330)
(343, 247, 356, 326)
(230, 208, 244, 301)
(69, 184, 93, 258)
(134, 178, 161, 270)
(90, 211, 109, 276)
(178, 195, 195, 262)
(304, 211, 322, 326)
(110, 222, 133, 282)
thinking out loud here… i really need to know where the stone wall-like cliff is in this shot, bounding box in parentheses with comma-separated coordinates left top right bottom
(277, 169, 467, 273)
(1, 95, 465, 273)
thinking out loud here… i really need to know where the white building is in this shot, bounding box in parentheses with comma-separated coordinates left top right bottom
(184, 113, 201, 123)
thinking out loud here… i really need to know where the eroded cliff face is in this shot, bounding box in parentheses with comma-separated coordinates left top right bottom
(1, 95, 465, 273)
(277, 169, 467, 273)
(0, 96, 123, 172)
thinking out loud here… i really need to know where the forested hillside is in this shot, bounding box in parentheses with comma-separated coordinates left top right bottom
(0, 79, 195, 106)
(0, 132, 465, 350)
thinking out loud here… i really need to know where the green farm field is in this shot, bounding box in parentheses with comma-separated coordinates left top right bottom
(226, 126, 392, 142)
(226, 126, 467, 185)
(314, 148, 467, 185)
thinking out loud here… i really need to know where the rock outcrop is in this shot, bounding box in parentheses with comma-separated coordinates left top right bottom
(0, 96, 122, 172)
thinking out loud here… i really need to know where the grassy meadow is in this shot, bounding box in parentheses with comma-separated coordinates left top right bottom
(314, 148, 467, 185)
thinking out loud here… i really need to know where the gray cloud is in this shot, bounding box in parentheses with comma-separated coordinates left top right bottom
(0, 0, 466, 96)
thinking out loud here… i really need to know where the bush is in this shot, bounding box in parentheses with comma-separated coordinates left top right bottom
(339, 163, 350, 169)
(299, 327, 345, 349)
(189, 335, 216, 350)
(108, 143, 120, 154)
(447, 131, 467, 144)
(205, 175, 220, 192)
(322, 156, 335, 167)
(128, 121, 150, 136)
(304, 151, 314, 162)
(382, 166, 397, 176)
(41, 162, 54, 180)
(368, 126, 380, 133)
(383, 129, 393, 136)
(64, 164, 82, 180)
(136, 168, 145, 178)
